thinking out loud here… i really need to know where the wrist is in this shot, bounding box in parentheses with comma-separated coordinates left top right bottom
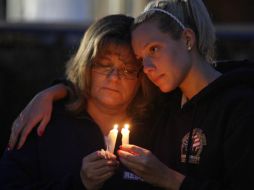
(39, 84, 68, 101)
(37, 88, 54, 102)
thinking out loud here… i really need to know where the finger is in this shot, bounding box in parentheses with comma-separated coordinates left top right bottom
(84, 163, 116, 181)
(92, 158, 119, 170)
(9, 107, 32, 149)
(95, 171, 114, 181)
(120, 144, 147, 155)
(17, 117, 41, 149)
(87, 163, 116, 177)
(93, 164, 117, 176)
(85, 171, 114, 184)
(17, 127, 33, 149)
(19, 112, 25, 124)
(119, 155, 144, 173)
(37, 113, 51, 136)
(9, 122, 18, 150)
(104, 151, 117, 160)
(98, 150, 117, 160)
(84, 151, 106, 162)
(98, 149, 106, 159)
(9, 120, 24, 149)
(118, 149, 141, 163)
(104, 151, 110, 159)
(118, 149, 148, 172)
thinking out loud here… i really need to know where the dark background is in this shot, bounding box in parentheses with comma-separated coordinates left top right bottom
(0, 0, 254, 155)
(0, 24, 86, 155)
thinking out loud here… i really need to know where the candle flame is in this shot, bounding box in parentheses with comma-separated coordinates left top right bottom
(124, 123, 129, 130)
(113, 124, 119, 130)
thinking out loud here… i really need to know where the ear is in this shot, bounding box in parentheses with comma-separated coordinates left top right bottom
(181, 28, 196, 51)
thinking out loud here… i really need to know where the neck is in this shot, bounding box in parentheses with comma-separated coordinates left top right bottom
(87, 99, 130, 135)
(180, 54, 221, 100)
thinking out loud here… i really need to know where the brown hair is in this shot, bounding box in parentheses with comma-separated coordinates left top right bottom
(65, 14, 155, 120)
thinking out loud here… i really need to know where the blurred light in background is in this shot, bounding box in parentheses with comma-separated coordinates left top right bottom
(93, 0, 147, 19)
(6, 0, 93, 22)
(6, 0, 148, 23)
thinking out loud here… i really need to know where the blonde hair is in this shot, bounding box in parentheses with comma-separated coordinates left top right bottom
(134, 0, 216, 63)
(65, 14, 154, 119)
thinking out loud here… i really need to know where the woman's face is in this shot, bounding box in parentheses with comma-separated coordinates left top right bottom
(90, 43, 140, 110)
(132, 21, 191, 93)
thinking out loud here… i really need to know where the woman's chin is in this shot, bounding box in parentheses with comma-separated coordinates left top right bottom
(100, 99, 125, 109)
(157, 84, 172, 93)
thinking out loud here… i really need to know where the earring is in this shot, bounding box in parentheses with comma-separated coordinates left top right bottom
(186, 40, 192, 51)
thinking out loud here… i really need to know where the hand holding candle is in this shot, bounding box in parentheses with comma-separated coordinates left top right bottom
(121, 124, 130, 145)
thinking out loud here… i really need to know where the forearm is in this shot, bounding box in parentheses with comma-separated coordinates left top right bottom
(38, 83, 69, 102)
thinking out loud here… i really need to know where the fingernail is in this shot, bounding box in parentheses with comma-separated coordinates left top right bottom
(38, 130, 44, 136)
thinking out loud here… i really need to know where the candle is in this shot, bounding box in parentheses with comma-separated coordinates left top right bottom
(121, 124, 130, 145)
(106, 124, 119, 153)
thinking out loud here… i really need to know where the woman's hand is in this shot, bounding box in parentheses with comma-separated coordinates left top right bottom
(80, 150, 119, 190)
(118, 145, 185, 190)
(8, 84, 68, 150)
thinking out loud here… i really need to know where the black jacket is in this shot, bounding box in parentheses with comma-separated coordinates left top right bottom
(0, 103, 156, 190)
(150, 60, 254, 190)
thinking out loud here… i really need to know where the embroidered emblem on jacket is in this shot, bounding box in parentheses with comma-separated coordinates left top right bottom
(123, 171, 143, 181)
(181, 128, 207, 164)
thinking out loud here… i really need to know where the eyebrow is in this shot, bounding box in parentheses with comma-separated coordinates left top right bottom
(143, 42, 151, 49)
(97, 56, 111, 61)
(137, 40, 158, 57)
(143, 39, 162, 49)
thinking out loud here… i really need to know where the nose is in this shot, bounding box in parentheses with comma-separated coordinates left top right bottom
(108, 68, 121, 81)
(142, 57, 156, 74)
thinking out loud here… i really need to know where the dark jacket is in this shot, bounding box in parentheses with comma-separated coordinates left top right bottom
(150, 60, 254, 190)
(0, 103, 156, 190)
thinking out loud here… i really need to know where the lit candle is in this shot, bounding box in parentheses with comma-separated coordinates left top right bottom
(106, 124, 119, 153)
(121, 124, 130, 145)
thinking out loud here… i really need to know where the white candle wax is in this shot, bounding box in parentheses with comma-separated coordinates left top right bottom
(106, 124, 119, 153)
(121, 124, 130, 145)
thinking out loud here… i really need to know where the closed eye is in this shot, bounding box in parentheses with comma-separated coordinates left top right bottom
(93, 62, 113, 72)
(124, 64, 140, 72)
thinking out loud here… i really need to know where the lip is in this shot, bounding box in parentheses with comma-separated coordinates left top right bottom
(102, 87, 119, 93)
(153, 74, 164, 84)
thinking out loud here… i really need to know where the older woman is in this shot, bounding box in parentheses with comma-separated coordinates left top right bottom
(0, 14, 156, 190)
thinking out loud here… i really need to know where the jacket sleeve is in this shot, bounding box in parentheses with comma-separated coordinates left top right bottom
(0, 130, 86, 190)
(180, 97, 254, 190)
